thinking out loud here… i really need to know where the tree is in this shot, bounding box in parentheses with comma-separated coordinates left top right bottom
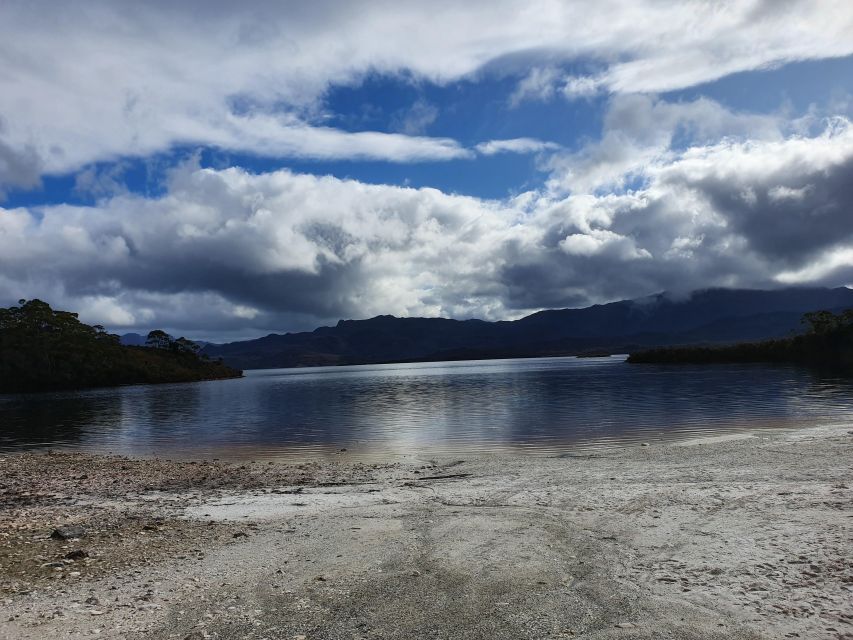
(802, 309, 853, 334)
(146, 329, 173, 349)
(172, 336, 200, 355)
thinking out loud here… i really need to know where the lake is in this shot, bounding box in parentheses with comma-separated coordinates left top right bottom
(1, 356, 852, 460)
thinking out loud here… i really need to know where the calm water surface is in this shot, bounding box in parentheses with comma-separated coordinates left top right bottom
(1, 356, 852, 459)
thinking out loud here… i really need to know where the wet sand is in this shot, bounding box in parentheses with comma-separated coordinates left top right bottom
(1, 424, 851, 639)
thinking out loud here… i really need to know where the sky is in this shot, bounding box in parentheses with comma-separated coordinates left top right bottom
(1, 1, 853, 342)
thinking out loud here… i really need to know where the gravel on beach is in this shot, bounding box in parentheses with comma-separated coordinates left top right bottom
(0, 425, 851, 639)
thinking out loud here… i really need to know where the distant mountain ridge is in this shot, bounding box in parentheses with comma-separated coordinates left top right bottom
(201, 287, 853, 370)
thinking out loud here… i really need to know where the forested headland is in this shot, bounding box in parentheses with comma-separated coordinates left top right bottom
(628, 309, 853, 371)
(0, 300, 242, 393)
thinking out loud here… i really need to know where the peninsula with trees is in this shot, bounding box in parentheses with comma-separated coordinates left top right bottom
(628, 309, 853, 371)
(0, 300, 242, 393)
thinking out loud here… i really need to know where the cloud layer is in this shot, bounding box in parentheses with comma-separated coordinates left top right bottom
(1, 1, 851, 183)
(2, 102, 851, 338)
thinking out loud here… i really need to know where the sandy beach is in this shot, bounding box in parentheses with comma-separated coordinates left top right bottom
(1, 425, 851, 640)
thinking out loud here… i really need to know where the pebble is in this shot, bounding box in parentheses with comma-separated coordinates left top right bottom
(51, 525, 86, 540)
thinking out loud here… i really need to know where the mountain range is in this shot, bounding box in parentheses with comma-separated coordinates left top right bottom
(187, 287, 853, 370)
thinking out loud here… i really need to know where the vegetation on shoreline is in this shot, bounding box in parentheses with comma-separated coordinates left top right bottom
(628, 309, 853, 371)
(0, 300, 242, 393)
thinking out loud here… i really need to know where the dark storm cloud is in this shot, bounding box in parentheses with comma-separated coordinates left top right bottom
(685, 155, 853, 267)
(0, 137, 41, 199)
(493, 117, 853, 312)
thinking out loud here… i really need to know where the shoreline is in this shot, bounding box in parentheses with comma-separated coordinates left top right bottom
(6, 415, 834, 463)
(1, 424, 851, 639)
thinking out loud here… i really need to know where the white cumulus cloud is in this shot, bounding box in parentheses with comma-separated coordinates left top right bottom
(475, 138, 561, 156)
(0, 1, 851, 188)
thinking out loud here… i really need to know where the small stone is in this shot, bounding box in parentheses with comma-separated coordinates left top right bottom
(615, 622, 637, 629)
(86, 597, 100, 606)
(640, 443, 649, 447)
(51, 525, 85, 540)
(233, 532, 248, 538)
(183, 633, 205, 640)
(65, 550, 89, 560)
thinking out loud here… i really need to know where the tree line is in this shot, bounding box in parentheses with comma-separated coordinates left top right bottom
(628, 309, 853, 371)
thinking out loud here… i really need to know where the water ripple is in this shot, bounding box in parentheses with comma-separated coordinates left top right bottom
(1, 356, 852, 460)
